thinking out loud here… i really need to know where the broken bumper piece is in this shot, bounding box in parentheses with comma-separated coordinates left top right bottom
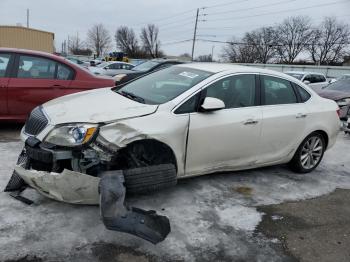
(14, 165, 100, 204)
(99, 171, 171, 244)
(8, 165, 171, 244)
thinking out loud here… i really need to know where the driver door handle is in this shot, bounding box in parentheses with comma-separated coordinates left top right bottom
(243, 119, 259, 125)
(296, 113, 307, 119)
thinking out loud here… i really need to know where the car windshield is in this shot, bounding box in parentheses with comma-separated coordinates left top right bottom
(286, 72, 304, 80)
(131, 61, 160, 72)
(114, 66, 212, 104)
(324, 79, 350, 92)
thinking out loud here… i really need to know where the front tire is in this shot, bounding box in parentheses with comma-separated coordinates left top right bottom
(289, 133, 325, 173)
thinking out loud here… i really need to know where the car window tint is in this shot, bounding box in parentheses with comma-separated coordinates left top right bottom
(17, 55, 56, 79)
(205, 74, 256, 108)
(262, 75, 297, 105)
(175, 93, 200, 114)
(296, 84, 311, 102)
(303, 74, 312, 82)
(57, 63, 74, 80)
(0, 53, 11, 77)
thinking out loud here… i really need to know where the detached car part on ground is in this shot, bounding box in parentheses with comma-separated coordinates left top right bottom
(5, 64, 340, 244)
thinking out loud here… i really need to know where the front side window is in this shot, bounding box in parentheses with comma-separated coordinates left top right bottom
(0, 53, 11, 77)
(115, 66, 212, 105)
(17, 55, 55, 79)
(174, 93, 200, 114)
(262, 75, 297, 105)
(205, 74, 256, 109)
(303, 74, 313, 83)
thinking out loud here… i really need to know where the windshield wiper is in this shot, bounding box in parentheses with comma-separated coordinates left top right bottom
(117, 90, 145, 104)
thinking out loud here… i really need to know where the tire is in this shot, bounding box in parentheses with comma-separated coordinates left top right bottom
(289, 132, 326, 173)
(123, 164, 177, 194)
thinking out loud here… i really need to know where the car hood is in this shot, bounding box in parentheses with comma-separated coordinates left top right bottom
(317, 89, 350, 101)
(42, 88, 158, 124)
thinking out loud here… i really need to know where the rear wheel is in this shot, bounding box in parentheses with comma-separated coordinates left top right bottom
(289, 133, 325, 173)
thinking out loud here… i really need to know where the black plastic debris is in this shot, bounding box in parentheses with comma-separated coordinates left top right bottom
(99, 171, 171, 244)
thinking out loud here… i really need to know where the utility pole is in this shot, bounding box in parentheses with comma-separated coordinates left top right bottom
(211, 45, 215, 61)
(26, 9, 29, 28)
(191, 8, 199, 61)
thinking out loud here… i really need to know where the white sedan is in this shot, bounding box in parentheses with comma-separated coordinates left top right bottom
(88, 61, 134, 76)
(5, 63, 340, 243)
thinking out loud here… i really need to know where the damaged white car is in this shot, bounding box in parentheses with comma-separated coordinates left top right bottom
(5, 63, 340, 243)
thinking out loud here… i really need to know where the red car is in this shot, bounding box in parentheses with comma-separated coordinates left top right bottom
(0, 48, 115, 122)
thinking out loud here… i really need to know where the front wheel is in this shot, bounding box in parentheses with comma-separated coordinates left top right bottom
(289, 133, 325, 173)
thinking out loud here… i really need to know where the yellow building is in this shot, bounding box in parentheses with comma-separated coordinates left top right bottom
(0, 26, 54, 53)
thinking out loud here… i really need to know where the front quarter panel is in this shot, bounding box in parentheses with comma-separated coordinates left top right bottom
(98, 111, 189, 176)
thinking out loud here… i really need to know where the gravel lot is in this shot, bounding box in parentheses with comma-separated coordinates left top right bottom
(0, 123, 350, 262)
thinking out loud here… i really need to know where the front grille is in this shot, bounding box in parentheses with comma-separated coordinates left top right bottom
(24, 107, 48, 136)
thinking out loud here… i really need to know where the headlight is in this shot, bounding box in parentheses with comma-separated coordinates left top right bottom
(44, 124, 98, 147)
(337, 98, 350, 106)
(114, 74, 126, 82)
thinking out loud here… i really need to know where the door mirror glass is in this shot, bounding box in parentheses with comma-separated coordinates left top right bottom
(200, 97, 225, 111)
(303, 80, 310, 85)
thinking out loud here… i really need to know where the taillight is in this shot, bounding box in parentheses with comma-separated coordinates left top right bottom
(336, 109, 340, 117)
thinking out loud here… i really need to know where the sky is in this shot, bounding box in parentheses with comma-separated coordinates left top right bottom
(1, 0, 349, 59)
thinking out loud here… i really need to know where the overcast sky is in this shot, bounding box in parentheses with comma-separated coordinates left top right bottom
(1, 0, 349, 59)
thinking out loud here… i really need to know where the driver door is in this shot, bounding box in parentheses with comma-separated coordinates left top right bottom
(185, 74, 262, 176)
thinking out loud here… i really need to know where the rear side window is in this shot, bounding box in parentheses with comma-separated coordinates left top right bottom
(261, 75, 297, 105)
(17, 55, 55, 79)
(57, 63, 74, 80)
(295, 84, 311, 102)
(0, 53, 11, 77)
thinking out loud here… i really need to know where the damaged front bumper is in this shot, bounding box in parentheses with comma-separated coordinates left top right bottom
(4, 137, 172, 244)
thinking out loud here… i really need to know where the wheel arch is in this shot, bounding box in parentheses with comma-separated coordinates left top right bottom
(122, 138, 179, 171)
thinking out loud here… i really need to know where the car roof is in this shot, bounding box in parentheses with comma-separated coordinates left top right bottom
(285, 71, 325, 76)
(0, 47, 79, 67)
(176, 63, 296, 77)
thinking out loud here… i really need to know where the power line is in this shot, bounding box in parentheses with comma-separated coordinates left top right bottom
(206, 0, 296, 16)
(202, 0, 250, 10)
(206, 0, 349, 22)
(162, 39, 193, 46)
(131, 8, 197, 26)
(196, 39, 350, 46)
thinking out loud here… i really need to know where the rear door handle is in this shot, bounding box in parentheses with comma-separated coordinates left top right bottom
(50, 84, 63, 88)
(243, 119, 259, 125)
(296, 113, 307, 119)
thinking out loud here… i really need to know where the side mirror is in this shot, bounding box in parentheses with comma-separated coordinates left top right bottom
(200, 97, 225, 112)
(303, 80, 311, 85)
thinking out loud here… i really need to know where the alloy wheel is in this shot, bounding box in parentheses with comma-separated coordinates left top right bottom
(300, 136, 324, 170)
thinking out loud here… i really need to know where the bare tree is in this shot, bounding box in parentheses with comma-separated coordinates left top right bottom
(221, 37, 258, 63)
(274, 16, 313, 63)
(308, 17, 350, 65)
(196, 54, 212, 62)
(86, 24, 112, 57)
(140, 24, 162, 58)
(68, 33, 86, 55)
(115, 26, 140, 57)
(244, 27, 277, 63)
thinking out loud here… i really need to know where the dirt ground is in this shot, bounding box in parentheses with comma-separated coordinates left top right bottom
(0, 123, 350, 262)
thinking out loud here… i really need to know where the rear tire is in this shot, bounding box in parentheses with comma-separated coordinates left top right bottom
(289, 133, 325, 173)
(123, 164, 177, 194)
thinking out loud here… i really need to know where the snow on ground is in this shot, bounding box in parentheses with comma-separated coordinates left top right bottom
(0, 134, 350, 261)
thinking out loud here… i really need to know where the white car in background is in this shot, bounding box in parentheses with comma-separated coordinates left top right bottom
(88, 61, 134, 76)
(5, 63, 340, 244)
(285, 71, 329, 92)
